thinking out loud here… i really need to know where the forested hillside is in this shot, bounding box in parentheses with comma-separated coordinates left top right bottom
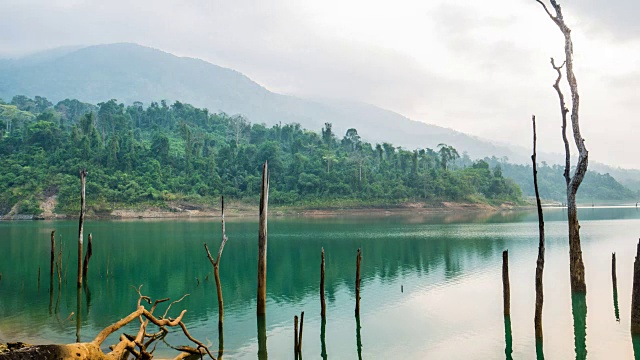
(0, 96, 523, 216)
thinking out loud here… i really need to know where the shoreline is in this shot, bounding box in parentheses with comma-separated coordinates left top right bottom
(0, 201, 528, 221)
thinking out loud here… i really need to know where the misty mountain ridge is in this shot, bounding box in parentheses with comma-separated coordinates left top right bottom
(0, 42, 526, 161)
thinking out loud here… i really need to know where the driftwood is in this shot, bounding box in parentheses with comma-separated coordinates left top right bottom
(535, 0, 588, 293)
(205, 196, 229, 331)
(257, 161, 269, 316)
(0, 287, 214, 360)
(532, 115, 545, 340)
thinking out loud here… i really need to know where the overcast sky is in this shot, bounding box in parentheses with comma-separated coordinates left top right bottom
(1, 0, 639, 168)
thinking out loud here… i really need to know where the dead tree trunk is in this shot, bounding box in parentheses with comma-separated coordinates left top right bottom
(77, 169, 87, 288)
(298, 311, 304, 357)
(503, 250, 510, 316)
(532, 115, 545, 340)
(355, 248, 362, 317)
(631, 240, 640, 333)
(257, 161, 269, 316)
(50, 230, 55, 288)
(205, 196, 229, 331)
(612, 252, 617, 289)
(535, 0, 588, 294)
(82, 234, 92, 280)
(320, 248, 326, 319)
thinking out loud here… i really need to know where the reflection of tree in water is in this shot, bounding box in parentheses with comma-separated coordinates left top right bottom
(572, 293, 587, 360)
(1, 216, 516, 337)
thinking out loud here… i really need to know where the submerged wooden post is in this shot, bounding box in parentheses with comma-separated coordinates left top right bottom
(82, 233, 93, 280)
(532, 115, 545, 340)
(355, 248, 362, 317)
(77, 169, 87, 288)
(320, 248, 326, 319)
(205, 196, 229, 330)
(257, 161, 269, 316)
(631, 239, 640, 333)
(612, 252, 618, 289)
(298, 311, 304, 357)
(294, 315, 299, 360)
(502, 250, 510, 316)
(50, 230, 56, 285)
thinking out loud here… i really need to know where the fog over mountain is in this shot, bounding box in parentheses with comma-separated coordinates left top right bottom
(0, 43, 529, 162)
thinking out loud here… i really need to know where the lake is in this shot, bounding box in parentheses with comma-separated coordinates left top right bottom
(1, 207, 640, 359)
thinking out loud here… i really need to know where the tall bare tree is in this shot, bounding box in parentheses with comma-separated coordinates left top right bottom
(535, 0, 588, 293)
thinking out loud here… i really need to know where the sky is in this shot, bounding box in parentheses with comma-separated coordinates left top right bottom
(0, 0, 639, 168)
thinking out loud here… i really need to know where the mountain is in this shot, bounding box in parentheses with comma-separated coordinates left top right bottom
(0, 43, 522, 161)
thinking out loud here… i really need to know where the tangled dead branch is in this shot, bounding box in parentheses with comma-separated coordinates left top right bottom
(0, 286, 214, 360)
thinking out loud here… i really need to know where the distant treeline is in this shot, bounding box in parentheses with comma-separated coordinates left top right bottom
(0, 95, 526, 215)
(0, 95, 631, 215)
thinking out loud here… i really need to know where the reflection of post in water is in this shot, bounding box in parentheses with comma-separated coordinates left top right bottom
(49, 230, 55, 314)
(632, 334, 640, 359)
(535, 338, 545, 360)
(320, 317, 328, 360)
(257, 315, 268, 360)
(217, 323, 224, 360)
(76, 285, 82, 343)
(571, 292, 587, 360)
(355, 315, 362, 360)
(503, 315, 513, 360)
(83, 281, 92, 316)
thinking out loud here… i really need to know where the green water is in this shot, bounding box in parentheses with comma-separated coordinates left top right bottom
(1, 207, 640, 359)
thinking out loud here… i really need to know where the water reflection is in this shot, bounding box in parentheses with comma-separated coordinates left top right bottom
(536, 338, 545, 360)
(75, 286, 81, 343)
(503, 316, 513, 360)
(257, 316, 268, 360)
(320, 317, 327, 360)
(217, 324, 224, 360)
(613, 284, 620, 322)
(572, 293, 587, 360)
(356, 315, 362, 360)
(632, 334, 640, 360)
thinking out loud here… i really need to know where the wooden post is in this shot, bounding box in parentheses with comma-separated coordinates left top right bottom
(355, 248, 362, 317)
(503, 250, 510, 316)
(612, 252, 617, 289)
(50, 230, 55, 286)
(82, 233, 93, 280)
(298, 311, 304, 357)
(320, 248, 326, 319)
(37, 266, 41, 290)
(631, 239, 640, 333)
(257, 161, 269, 316)
(294, 315, 299, 360)
(77, 169, 87, 288)
(532, 115, 545, 340)
(205, 196, 229, 331)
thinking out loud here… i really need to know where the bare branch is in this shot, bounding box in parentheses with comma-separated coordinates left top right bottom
(162, 294, 190, 319)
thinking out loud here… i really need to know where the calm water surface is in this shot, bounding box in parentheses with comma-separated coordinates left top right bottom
(1, 207, 640, 359)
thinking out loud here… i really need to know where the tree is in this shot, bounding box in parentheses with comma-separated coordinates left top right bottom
(535, 0, 588, 293)
(437, 143, 460, 171)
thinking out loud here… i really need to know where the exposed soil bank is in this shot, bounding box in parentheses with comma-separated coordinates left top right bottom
(0, 200, 525, 220)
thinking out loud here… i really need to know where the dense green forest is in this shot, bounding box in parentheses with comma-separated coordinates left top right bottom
(0, 96, 635, 216)
(0, 96, 526, 216)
